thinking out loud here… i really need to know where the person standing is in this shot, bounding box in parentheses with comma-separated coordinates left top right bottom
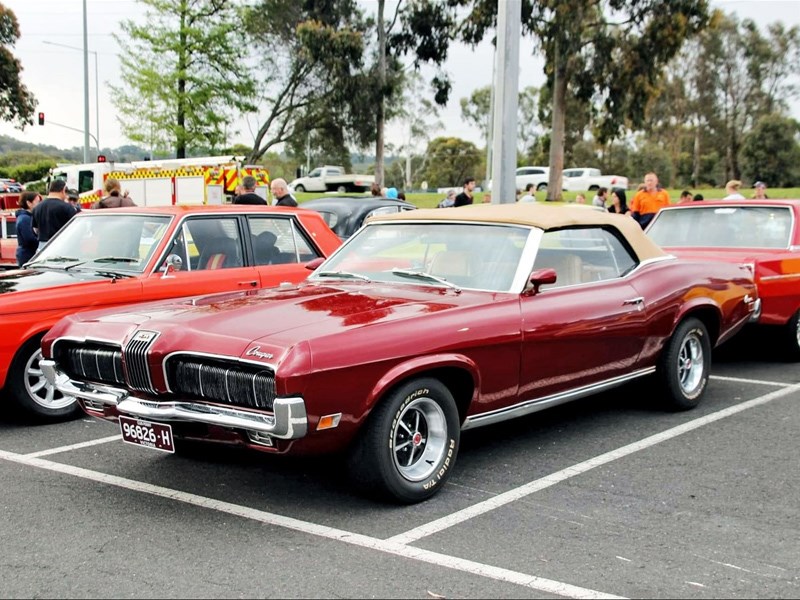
(270, 178, 298, 207)
(31, 179, 77, 250)
(454, 177, 476, 207)
(752, 181, 768, 200)
(15, 191, 41, 266)
(519, 183, 536, 203)
(591, 187, 608, 208)
(607, 188, 629, 215)
(67, 188, 82, 212)
(722, 180, 746, 200)
(92, 178, 136, 208)
(629, 172, 670, 228)
(232, 175, 267, 205)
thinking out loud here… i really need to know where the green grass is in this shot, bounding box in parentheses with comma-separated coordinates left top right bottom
(295, 188, 800, 209)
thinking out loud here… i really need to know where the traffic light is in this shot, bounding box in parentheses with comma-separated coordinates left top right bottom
(38, 112, 45, 126)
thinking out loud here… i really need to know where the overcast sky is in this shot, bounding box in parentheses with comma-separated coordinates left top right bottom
(1, 0, 798, 155)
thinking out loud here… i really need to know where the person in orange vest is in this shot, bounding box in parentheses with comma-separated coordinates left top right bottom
(630, 172, 670, 229)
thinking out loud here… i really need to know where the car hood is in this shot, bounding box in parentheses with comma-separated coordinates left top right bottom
(0, 268, 141, 315)
(67, 282, 488, 364)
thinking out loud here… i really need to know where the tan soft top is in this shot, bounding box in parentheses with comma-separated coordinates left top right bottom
(369, 202, 667, 261)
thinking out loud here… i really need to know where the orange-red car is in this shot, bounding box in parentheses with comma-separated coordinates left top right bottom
(1, 212, 17, 268)
(0, 205, 341, 421)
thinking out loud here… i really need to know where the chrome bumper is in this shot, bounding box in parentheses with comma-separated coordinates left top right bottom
(748, 297, 762, 322)
(40, 359, 307, 439)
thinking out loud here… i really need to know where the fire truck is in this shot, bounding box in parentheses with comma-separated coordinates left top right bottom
(49, 155, 271, 208)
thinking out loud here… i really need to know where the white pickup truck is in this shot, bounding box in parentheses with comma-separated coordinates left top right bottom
(562, 168, 629, 192)
(289, 165, 375, 193)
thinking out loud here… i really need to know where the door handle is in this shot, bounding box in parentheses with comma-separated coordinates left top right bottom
(238, 280, 258, 287)
(623, 297, 644, 311)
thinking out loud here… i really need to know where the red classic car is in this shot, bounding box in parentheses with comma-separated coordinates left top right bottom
(1, 212, 17, 268)
(0, 205, 341, 421)
(647, 199, 800, 358)
(41, 204, 758, 502)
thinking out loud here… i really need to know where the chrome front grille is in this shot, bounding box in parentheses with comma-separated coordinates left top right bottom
(124, 331, 158, 394)
(59, 343, 125, 387)
(166, 357, 276, 412)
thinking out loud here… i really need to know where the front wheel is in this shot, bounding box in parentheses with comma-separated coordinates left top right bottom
(536, 183, 548, 192)
(782, 309, 800, 360)
(6, 334, 80, 422)
(348, 378, 460, 503)
(657, 317, 711, 411)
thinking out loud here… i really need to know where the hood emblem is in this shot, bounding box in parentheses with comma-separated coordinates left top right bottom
(132, 330, 159, 343)
(246, 346, 274, 360)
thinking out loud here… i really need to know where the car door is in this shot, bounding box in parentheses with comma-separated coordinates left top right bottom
(144, 215, 261, 299)
(245, 215, 326, 286)
(519, 226, 647, 400)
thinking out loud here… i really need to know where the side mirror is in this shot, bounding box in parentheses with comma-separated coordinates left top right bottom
(162, 253, 183, 278)
(527, 268, 557, 295)
(305, 257, 326, 271)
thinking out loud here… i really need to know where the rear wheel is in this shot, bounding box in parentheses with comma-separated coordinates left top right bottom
(657, 318, 710, 411)
(336, 184, 348, 194)
(6, 334, 80, 422)
(294, 184, 305, 193)
(783, 309, 800, 360)
(348, 378, 460, 503)
(536, 183, 547, 192)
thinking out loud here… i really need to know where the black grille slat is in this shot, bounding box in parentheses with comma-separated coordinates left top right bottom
(168, 358, 276, 411)
(59, 344, 124, 387)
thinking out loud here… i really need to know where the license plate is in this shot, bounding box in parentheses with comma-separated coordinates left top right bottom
(119, 416, 175, 453)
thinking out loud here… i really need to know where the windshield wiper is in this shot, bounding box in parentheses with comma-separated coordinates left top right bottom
(64, 256, 140, 271)
(26, 255, 80, 267)
(316, 270, 371, 282)
(391, 268, 461, 291)
(92, 270, 135, 280)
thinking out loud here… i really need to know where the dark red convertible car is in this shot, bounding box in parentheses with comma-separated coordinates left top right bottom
(647, 199, 800, 358)
(41, 204, 758, 502)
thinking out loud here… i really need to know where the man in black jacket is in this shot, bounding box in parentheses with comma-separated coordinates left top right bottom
(270, 178, 298, 207)
(232, 176, 267, 205)
(454, 177, 476, 207)
(31, 179, 77, 250)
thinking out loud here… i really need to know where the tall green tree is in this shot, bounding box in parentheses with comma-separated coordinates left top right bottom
(113, 0, 254, 158)
(740, 114, 800, 187)
(454, 0, 709, 200)
(418, 137, 482, 187)
(460, 85, 543, 156)
(0, 3, 36, 128)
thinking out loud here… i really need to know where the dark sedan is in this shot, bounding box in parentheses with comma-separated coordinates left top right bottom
(301, 196, 417, 239)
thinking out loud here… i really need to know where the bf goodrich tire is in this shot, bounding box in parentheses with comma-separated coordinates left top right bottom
(657, 317, 711, 411)
(348, 378, 460, 503)
(6, 334, 80, 422)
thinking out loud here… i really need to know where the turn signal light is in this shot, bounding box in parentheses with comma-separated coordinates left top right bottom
(316, 413, 342, 431)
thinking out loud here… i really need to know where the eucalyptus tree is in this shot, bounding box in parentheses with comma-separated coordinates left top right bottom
(113, 0, 254, 158)
(452, 0, 709, 200)
(0, 3, 36, 128)
(460, 85, 543, 156)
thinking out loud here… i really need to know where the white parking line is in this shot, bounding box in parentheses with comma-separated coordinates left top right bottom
(710, 375, 792, 387)
(0, 449, 623, 600)
(24, 435, 122, 458)
(387, 382, 799, 545)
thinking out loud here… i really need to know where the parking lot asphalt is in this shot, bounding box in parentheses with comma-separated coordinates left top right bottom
(0, 349, 797, 599)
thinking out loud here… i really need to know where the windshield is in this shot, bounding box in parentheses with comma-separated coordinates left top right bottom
(648, 205, 793, 249)
(29, 214, 173, 273)
(310, 221, 531, 292)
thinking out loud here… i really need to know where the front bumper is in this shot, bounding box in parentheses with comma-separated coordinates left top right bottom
(40, 359, 307, 439)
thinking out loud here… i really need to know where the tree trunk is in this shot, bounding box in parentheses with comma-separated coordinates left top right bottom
(546, 42, 567, 202)
(692, 121, 700, 188)
(176, 2, 187, 159)
(374, 0, 386, 188)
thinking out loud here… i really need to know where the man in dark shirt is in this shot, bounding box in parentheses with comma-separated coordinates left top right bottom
(232, 175, 267, 205)
(31, 179, 77, 249)
(270, 178, 298, 207)
(454, 177, 476, 207)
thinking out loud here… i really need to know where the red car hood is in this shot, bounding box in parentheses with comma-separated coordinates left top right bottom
(63, 282, 487, 364)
